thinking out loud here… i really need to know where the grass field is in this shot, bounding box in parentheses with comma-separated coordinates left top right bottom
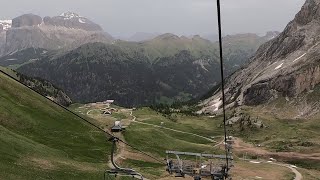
(0, 72, 111, 179)
(124, 108, 225, 155)
(133, 107, 225, 138)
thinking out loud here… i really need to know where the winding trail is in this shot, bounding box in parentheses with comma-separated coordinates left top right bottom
(270, 162, 302, 180)
(106, 133, 126, 169)
(245, 160, 302, 180)
(235, 137, 303, 180)
(86, 109, 94, 115)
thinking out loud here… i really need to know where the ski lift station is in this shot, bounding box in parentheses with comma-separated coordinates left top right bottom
(104, 100, 115, 104)
(111, 121, 124, 132)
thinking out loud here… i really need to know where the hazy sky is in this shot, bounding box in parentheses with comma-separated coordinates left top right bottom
(0, 0, 305, 37)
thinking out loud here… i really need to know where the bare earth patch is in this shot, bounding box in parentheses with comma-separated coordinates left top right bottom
(19, 157, 56, 170)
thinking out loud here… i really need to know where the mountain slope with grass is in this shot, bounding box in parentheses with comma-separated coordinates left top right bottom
(0, 72, 110, 179)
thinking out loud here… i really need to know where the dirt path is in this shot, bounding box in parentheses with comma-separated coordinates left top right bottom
(86, 109, 94, 115)
(233, 138, 304, 180)
(271, 162, 302, 180)
(233, 137, 320, 161)
(107, 134, 126, 168)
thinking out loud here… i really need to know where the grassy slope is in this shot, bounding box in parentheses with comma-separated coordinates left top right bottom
(124, 108, 224, 156)
(236, 104, 320, 154)
(0, 72, 110, 179)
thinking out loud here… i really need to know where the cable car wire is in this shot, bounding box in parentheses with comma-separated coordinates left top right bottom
(216, 0, 229, 171)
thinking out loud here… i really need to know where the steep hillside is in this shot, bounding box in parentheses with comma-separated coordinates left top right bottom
(0, 71, 110, 179)
(199, 0, 320, 118)
(0, 67, 72, 106)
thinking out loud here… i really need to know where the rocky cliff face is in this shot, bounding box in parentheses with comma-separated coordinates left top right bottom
(199, 0, 320, 116)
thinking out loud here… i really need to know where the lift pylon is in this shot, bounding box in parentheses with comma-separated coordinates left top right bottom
(104, 137, 144, 180)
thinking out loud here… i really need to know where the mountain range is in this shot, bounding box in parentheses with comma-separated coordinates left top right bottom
(0, 12, 278, 107)
(0, 12, 113, 56)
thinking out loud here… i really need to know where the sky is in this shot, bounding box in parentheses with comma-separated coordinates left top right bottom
(0, 0, 305, 37)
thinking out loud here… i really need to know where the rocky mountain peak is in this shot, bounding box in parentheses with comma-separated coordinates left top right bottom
(43, 12, 102, 31)
(252, 0, 320, 62)
(295, 0, 320, 25)
(12, 14, 42, 28)
(265, 31, 280, 40)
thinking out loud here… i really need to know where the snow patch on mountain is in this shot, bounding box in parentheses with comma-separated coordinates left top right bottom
(78, 18, 86, 23)
(0, 20, 12, 30)
(293, 53, 306, 62)
(193, 59, 210, 72)
(211, 98, 222, 111)
(274, 63, 283, 70)
(59, 12, 82, 20)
